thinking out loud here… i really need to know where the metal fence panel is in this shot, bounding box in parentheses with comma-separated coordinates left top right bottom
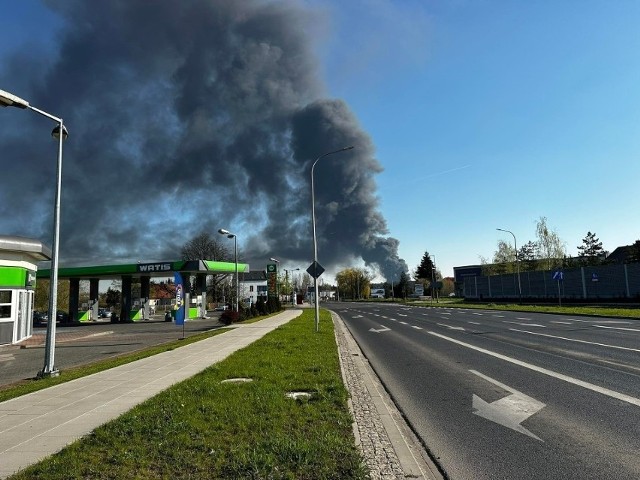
(463, 263, 640, 300)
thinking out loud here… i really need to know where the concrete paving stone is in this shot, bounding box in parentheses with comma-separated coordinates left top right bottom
(0, 413, 42, 430)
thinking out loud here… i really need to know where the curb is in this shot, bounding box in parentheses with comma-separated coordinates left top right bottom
(332, 311, 444, 480)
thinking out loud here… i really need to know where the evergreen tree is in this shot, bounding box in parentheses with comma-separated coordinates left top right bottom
(628, 240, 640, 263)
(396, 271, 410, 299)
(414, 251, 435, 281)
(518, 241, 538, 272)
(577, 231, 604, 265)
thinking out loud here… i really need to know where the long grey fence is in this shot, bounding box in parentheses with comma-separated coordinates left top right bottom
(463, 263, 640, 300)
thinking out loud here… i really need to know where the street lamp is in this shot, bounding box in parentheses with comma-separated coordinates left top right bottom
(311, 145, 354, 332)
(1, 88, 69, 378)
(497, 228, 522, 303)
(218, 228, 238, 312)
(269, 257, 280, 300)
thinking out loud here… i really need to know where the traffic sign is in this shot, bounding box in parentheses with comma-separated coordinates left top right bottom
(307, 261, 325, 279)
(591, 273, 599, 282)
(552, 271, 563, 281)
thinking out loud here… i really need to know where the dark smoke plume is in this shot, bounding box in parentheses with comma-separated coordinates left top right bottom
(0, 0, 407, 281)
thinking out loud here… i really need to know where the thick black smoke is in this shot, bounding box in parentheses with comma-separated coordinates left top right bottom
(0, 0, 407, 281)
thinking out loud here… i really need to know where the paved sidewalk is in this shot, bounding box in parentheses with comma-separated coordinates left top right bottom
(0, 310, 300, 478)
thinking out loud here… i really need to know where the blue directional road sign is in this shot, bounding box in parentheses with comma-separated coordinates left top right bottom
(552, 271, 563, 281)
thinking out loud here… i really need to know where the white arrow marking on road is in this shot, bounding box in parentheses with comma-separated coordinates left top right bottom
(398, 313, 407, 317)
(430, 331, 640, 407)
(437, 323, 465, 331)
(470, 370, 545, 441)
(411, 325, 423, 330)
(369, 325, 391, 333)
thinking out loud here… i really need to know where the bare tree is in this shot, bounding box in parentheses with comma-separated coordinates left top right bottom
(535, 217, 566, 270)
(181, 232, 232, 305)
(181, 231, 230, 261)
(493, 240, 516, 274)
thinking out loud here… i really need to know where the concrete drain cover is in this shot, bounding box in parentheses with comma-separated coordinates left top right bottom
(285, 391, 313, 400)
(221, 378, 253, 384)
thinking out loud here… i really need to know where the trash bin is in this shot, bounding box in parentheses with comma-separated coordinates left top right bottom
(164, 311, 172, 322)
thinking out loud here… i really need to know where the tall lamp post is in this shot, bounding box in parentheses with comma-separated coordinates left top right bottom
(218, 229, 239, 312)
(311, 145, 354, 332)
(497, 227, 522, 303)
(269, 257, 280, 300)
(1, 88, 69, 378)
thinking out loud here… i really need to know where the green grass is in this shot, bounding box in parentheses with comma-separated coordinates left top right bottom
(8, 310, 367, 479)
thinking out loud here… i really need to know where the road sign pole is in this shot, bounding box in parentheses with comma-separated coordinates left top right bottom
(557, 280, 561, 306)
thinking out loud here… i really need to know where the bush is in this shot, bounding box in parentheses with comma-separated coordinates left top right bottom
(256, 298, 268, 315)
(267, 297, 281, 313)
(220, 310, 240, 325)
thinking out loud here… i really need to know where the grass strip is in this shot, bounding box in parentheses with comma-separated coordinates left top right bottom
(8, 309, 367, 479)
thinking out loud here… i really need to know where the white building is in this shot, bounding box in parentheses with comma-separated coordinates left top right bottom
(239, 270, 268, 306)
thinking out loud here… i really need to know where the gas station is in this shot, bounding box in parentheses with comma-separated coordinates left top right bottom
(36, 259, 249, 325)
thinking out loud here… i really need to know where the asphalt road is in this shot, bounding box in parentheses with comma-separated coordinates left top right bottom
(330, 302, 640, 480)
(0, 313, 225, 387)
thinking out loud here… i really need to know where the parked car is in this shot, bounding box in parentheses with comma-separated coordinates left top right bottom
(56, 311, 70, 323)
(98, 308, 112, 318)
(214, 304, 229, 311)
(32, 311, 48, 325)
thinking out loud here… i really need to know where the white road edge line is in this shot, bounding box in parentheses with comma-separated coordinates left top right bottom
(593, 325, 640, 333)
(509, 328, 640, 353)
(428, 331, 640, 407)
(504, 321, 546, 327)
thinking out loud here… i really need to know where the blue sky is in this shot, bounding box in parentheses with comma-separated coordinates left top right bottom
(311, 0, 640, 277)
(1, 0, 639, 280)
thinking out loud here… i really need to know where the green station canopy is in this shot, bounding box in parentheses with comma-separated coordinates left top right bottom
(37, 260, 250, 279)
